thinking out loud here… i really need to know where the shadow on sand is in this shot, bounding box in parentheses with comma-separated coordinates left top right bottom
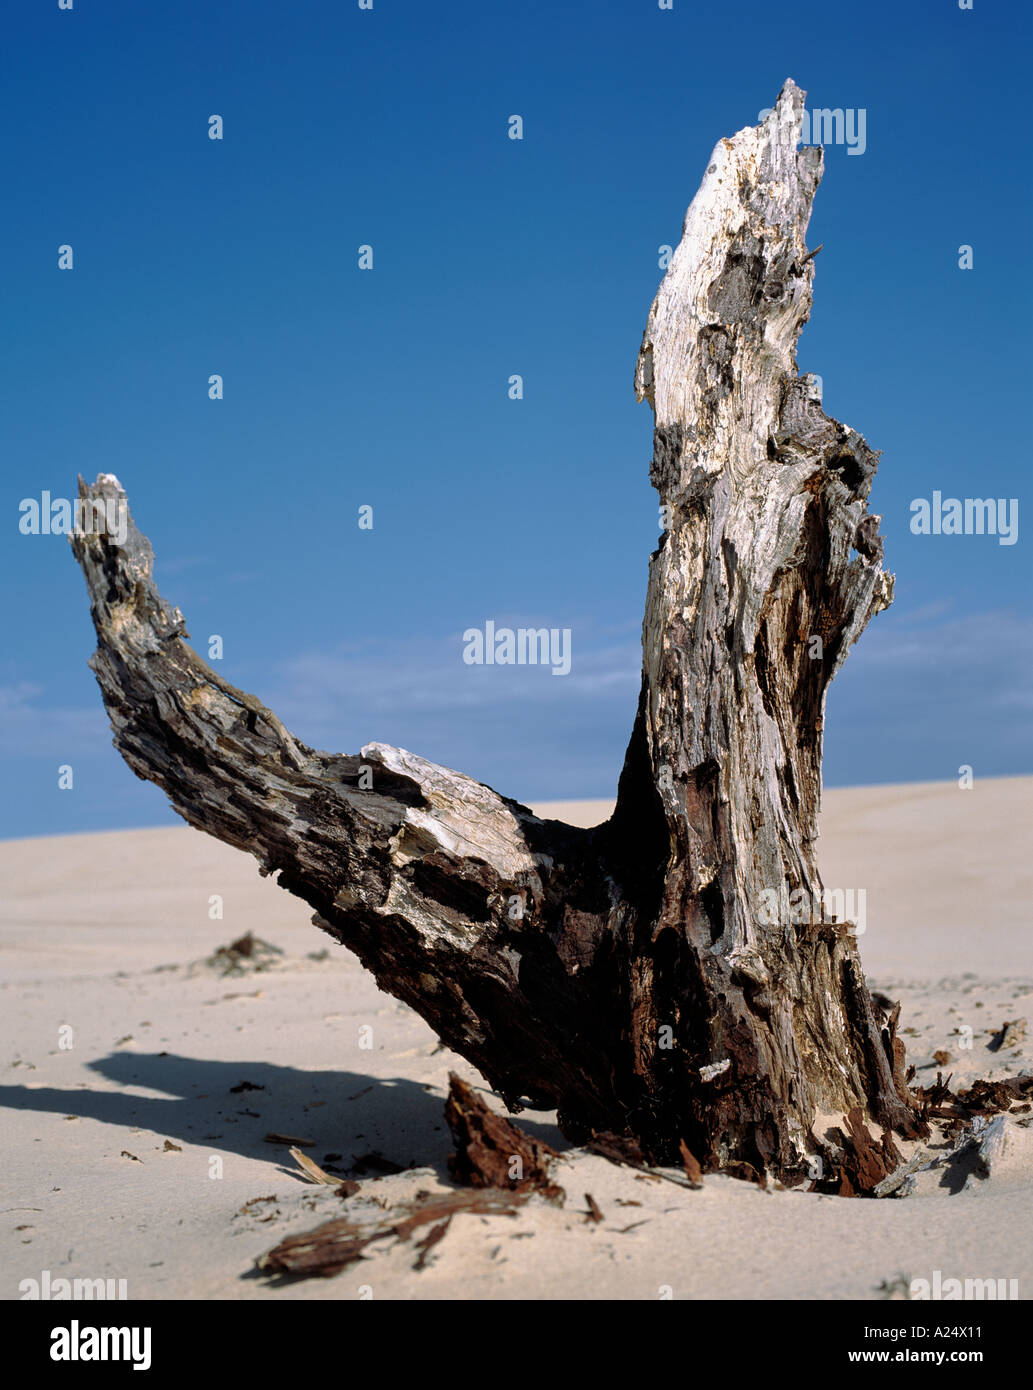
(0, 1051, 567, 1176)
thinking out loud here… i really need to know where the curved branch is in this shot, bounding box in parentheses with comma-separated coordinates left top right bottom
(70, 473, 604, 1117)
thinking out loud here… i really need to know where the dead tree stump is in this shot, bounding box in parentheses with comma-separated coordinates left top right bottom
(70, 80, 921, 1184)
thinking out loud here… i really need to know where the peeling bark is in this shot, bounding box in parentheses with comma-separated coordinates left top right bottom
(257, 1189, 522, 1280)
(445, 1074, 563, 1201)
(70, 80, 922, 1184)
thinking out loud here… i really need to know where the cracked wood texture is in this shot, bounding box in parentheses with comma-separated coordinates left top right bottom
(71, 80, 921, 1183)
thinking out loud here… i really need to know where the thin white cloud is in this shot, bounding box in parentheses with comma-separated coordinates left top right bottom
(264, 630, 641, 730)
(0, 683, 107, 755)
(859, 610, 1032, 702)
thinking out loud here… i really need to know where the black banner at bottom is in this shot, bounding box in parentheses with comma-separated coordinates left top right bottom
(3, 1296, 1023, 1373)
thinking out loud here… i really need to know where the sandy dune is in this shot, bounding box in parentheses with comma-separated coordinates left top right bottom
(1, 776, 1030, 1300)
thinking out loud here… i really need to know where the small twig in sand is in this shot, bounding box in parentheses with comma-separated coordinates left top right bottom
(288, 1147, 340, 1186)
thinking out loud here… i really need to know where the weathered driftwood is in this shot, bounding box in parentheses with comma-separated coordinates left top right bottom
(257, 1188, 523, 1279)
(71, 80, 922, 1183)
(445, 1073, 563, 1200)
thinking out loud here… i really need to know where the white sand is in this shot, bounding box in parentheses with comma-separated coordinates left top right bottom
(1, 777, 1030, 1301)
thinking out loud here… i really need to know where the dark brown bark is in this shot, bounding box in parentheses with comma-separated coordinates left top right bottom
(445, 1074, 563, 1200)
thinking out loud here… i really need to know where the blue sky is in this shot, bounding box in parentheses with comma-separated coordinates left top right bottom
(2, 0, 1030, 839)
